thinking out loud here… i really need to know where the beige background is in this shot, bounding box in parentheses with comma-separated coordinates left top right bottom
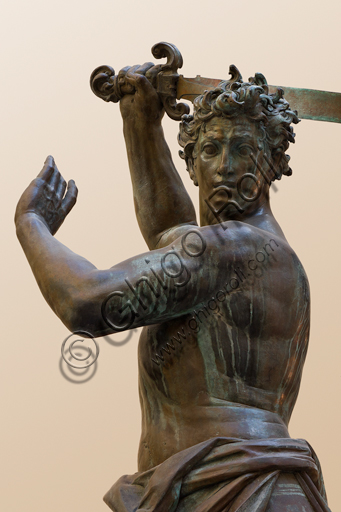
(1, 0, 340, 510)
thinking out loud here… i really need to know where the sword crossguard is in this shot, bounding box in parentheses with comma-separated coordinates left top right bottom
(90, 42, 190, 121)
(151, 42, 190, 120)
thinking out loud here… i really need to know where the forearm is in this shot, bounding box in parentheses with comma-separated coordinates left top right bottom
(123, 119, 197, 249)
(16, 213, 99, 332)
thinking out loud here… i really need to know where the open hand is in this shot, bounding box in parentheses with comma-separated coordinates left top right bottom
(15, 156, 78, 235)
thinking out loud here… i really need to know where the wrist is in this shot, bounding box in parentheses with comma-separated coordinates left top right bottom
(123, 118, 163, 142)
(16, 212, 50, 238)
(122, 113, 162, 131)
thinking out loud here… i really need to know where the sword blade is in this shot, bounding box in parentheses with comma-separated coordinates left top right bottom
(177, 76, 341, 124)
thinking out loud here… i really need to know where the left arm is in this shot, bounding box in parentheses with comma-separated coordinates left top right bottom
(15, 157, 206, 336)
(15, 157, 244, 337)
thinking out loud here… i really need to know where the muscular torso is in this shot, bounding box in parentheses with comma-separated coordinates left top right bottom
(136, 226, 310, 471)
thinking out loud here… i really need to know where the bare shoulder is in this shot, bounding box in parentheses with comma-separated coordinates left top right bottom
(156, 220, 299, 268)
(155, 221, 199, 249)
(198, 221, 309, 294)
(155, 220, 309, 298)
(208, 221, 302, 258)
(157, 220, 284, 252)
(184, 221, 292, 260)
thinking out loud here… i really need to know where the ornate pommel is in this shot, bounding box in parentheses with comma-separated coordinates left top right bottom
(90, 65, 125, 103)
(90, 42, 190, 121)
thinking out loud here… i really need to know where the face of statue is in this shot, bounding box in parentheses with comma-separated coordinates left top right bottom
(192, 115, 271, 225)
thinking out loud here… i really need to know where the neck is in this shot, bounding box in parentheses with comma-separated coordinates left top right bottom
(200, 195, 287, 240)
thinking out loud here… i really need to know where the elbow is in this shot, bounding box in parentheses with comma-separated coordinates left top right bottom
(56, 293, 105, 338)
(55, 296, 83, 334)
(54, 277, 132, 338)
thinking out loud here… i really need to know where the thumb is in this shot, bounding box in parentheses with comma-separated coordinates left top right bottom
(125, 71, 155, 97)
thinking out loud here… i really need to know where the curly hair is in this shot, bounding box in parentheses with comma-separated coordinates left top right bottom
(178, 65, 300, 182)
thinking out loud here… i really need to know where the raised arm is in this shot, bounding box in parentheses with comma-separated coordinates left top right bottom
(119, 63, 197, 250)
(15, 157, 251, 337)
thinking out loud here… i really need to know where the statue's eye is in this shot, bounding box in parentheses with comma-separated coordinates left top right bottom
(203, 144, 217, 156)
(238, 145, 253, 157)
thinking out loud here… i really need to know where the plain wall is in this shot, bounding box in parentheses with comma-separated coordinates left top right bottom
(1, 0, 340, 510)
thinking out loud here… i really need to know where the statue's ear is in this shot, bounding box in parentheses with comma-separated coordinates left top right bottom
(271, 151, 283, 176)
(187, 157, 199, 186)
(270, 149, 292, 179)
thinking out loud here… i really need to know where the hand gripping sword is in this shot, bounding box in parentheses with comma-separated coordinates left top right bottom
(90, 41, 341, 124)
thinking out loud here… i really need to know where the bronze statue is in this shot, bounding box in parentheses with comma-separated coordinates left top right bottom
(15, 43, 333, 511)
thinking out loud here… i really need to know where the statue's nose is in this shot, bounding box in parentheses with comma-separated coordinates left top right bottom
(217, 151, 232, 177)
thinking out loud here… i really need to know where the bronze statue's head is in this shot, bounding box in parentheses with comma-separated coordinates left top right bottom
(178, 66, 300, 186)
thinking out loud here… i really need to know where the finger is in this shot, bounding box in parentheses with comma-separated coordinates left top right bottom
(37, 155, 55, 181)
(145, 64, 162, 80)
(134, 62, 155, 75)
(128, 65, 140, 75)
(125, 71, 152, 95)
(145, 64, 162, 88)
(119, 65, 143, 96)
(61, 180, 78, 216)
(48, 159, 61, 191)
(56, 175, 67, 202)
(118, 66, 132, 80)
(118, 65, 139, 96)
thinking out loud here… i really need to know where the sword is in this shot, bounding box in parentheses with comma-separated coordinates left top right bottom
(90, 42, 341, 124)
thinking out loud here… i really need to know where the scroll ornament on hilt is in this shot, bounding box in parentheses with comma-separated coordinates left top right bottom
(90, 42, 190, 121)
(90, 65, 129, 103)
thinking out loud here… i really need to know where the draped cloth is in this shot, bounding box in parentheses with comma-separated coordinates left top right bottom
(103, 437, 331, 512)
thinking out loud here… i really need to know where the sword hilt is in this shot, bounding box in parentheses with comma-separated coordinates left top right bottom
(90, 65, 132, 103)
(90, 42, 190, 121)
